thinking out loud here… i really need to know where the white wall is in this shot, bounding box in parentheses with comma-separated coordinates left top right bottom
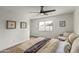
(30, 13, 74, 38)
(74, 7, 79, 35)
(0, 8, 30, 51)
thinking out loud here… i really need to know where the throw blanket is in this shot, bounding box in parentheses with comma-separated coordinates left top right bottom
(24, 38, 51, 53)
(37, 39, 59, 53)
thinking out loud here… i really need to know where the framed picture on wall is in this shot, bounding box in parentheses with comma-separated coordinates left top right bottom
(59, 21, 66, 27)
(6, 20, 16, 29)
(20, 22, 27, 29)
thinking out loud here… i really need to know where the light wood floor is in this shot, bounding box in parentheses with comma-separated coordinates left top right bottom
(0, 37, 40, 53)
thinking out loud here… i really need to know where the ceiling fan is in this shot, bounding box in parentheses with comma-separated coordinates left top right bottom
(31, 6, 56, 15)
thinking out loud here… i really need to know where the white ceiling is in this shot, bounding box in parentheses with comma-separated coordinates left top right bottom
(0, 6, 76, 19)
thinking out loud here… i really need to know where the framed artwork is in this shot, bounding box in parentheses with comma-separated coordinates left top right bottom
(20, 22, 27, 29)
(59, 21, 66, 27)
(6, 20, 16, 29)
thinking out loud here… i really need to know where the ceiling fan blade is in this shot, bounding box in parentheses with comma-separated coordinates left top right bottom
(43, 13, 48, 15)
(30, 12, 40, 13)
(44, 9, 56, 13)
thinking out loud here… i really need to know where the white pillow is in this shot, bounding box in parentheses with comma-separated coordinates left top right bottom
(68, 33, 78, 44)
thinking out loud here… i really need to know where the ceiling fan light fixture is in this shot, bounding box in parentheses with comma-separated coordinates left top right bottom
(40, 13, 44, 15)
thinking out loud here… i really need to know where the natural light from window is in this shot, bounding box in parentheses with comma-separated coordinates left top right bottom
(39, 21, 53, 31)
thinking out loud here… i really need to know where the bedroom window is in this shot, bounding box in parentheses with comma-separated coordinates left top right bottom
(39, 21, 53, 31)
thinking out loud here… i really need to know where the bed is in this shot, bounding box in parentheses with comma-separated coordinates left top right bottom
(23, 37, 59, 53)
(0, 37, 69, 53)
